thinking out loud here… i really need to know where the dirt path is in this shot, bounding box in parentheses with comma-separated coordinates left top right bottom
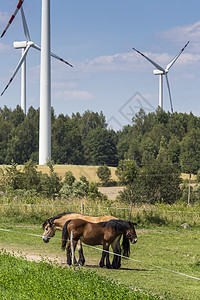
(98, 186, 125, 200)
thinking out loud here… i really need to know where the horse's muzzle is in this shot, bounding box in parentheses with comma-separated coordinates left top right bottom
(42, 236, 50, 243)
(131, 238, 137, 244)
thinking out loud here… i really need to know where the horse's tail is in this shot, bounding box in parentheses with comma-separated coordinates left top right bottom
(61, 220, 71, 250)
(121, 233, 130, 257)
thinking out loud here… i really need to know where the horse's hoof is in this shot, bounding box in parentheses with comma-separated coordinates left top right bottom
(112, 264, 121, 269)
(75, 262, 84, 267)
(106, 265, 113, 269)
(99, 264, 105, 268)
(77, 260, 85, 266)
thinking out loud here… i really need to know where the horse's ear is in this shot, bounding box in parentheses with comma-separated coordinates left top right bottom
(48, 219, 53, 227)
(128, 221, 137, 226)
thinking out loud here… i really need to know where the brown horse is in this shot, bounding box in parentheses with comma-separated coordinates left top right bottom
(62, 218, 137, 269)
(42, 212, 122, 268)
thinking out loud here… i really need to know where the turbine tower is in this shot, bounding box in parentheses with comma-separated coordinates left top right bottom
(132, 42, 190, 112)
(39, 0, 51, 165)
(1, 0, 73, 165)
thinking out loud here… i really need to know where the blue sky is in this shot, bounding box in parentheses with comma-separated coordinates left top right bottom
(0, 0, 200, 130)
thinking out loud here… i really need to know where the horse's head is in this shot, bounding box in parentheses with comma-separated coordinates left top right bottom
(126, 222, 137, 244)
(42, 219, 56, 243)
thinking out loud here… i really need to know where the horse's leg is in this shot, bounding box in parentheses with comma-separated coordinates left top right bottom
(99, 242, 112, 269)
(77, 240, 85, 266)
(99, 245, 106, 268)
(72, 240, 78, 265)
(66, 240, 72, 265)
(105, 243, 112, 269)
(111, 235, 121, 269)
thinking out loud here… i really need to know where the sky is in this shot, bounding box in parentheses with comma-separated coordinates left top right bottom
(0, 0, 200, 131)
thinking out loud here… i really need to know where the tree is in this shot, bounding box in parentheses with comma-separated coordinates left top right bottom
(140, 137, 157, 166)
(116, 159, 139, 203)
(97, 165, 111, 185)
(180, 128, 200, 174)
(6, 118, 38, 164)
(51, 116, 84, 164)
(137, 141, 181, 204)
(83, 128, 118, 166)
(72, 110, 107, 138)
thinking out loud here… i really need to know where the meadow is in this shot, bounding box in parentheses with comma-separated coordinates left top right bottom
(0, 165, 200, 299)
(1, 201, 200, 299)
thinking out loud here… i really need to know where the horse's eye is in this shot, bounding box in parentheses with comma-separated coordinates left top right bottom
(45, 227, 48, 231)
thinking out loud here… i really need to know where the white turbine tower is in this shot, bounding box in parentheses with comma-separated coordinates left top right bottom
(1, 0, 72, 165)
(39, 0, 51, 165)
(132, 41, 190, 112)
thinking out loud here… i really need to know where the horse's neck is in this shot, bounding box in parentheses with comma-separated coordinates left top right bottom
(53, 220, 63, 231)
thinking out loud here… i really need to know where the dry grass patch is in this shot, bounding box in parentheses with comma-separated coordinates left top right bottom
(36, 165, 118, 182)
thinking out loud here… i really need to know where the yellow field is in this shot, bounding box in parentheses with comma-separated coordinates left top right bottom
(2, 164, 196, 183)
(36, 165, 118, 182)
(181, 173, 197, 181)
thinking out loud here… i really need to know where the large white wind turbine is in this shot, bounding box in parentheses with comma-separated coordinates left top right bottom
(1, 0, 72, 165)
(1, 6, 72, 115)
(132, 42, 190, 112)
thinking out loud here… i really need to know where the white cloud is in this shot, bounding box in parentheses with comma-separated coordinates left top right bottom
(157, 21, 200, 42)
(156, 21, 200, 53)
(54, 89, 95, 101)
(75, 49, 200, 74)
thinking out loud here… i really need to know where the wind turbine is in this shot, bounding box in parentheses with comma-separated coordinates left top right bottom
(1, 0, 72, 165)
(132, 41, 190, 112)
(1, 6, 72, 115)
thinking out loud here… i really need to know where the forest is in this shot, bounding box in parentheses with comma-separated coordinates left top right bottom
(0, 105, 199, 175)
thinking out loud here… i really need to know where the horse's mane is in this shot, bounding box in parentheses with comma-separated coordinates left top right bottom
(99, 219, 130, 231)
(42, 212, 76, 228)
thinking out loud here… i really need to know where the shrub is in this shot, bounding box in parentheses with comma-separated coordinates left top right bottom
(97, 165, 111, 185)
(64, 171, 76, 186)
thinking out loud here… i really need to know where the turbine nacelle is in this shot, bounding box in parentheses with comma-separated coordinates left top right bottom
(13, 41, 33, 49)
(153, 69, 167, 75)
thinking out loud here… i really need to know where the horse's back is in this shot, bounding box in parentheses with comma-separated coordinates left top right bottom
(61, 213, 117, 224)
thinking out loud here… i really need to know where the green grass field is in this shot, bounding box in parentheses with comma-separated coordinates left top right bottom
(1, 221, 200, 299)
(1, 250, 159, 300)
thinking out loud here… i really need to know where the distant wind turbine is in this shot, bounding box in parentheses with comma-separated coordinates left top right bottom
(1, 6, 73, 115)
(132, 41, 190, 112)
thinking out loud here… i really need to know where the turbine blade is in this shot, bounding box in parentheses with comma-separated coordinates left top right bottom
(32, 44, 73, 67)
(1, 0, 25, 38)
(132, 47, 165, 72)
(165, 41, 190, 71)
(165, 74, 173, 113)
(1, 44, 31, 96)
(50, 52, 73, 67)
(21, 6, 30, 41)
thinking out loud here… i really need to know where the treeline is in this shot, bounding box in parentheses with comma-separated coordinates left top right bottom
(0, 105, 200, 174)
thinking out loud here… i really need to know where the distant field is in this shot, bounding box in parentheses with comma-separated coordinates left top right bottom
(1, 164, 196, 183)
(16, 164, 118, 183)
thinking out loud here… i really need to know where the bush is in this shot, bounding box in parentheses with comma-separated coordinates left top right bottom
(64, 171, 76, 186)
(97, 165, 111, 186)
(0, 161, 62, 199)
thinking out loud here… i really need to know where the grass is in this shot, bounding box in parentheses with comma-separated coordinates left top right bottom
(1, 221, 200, 299)
(0, 250, 158, 300)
